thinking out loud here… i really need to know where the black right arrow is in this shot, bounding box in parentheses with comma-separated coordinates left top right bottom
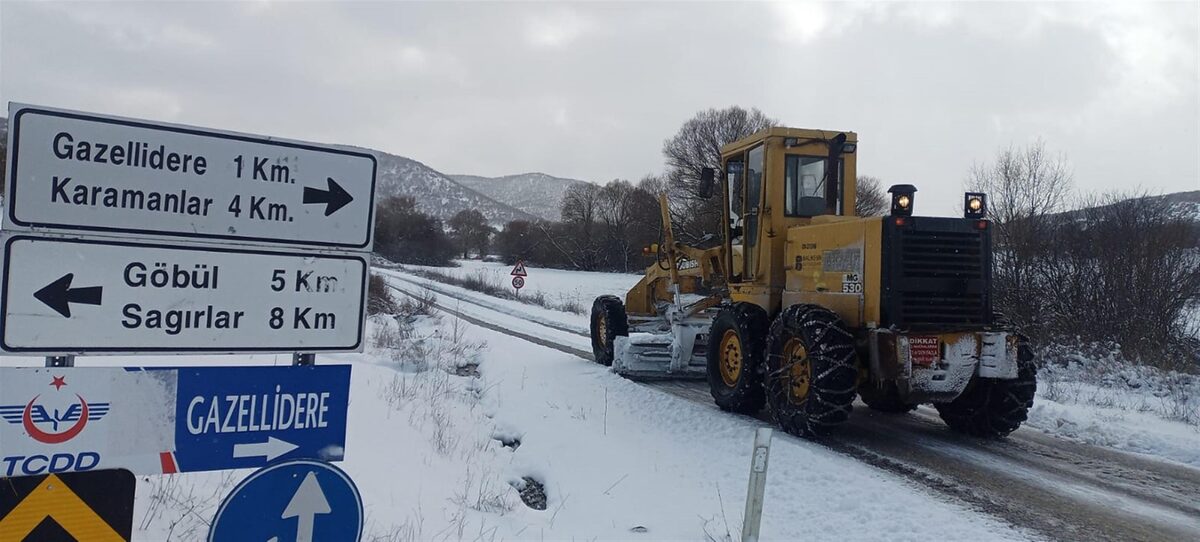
(34, 273, 103, 318)
(303, 177, 354, 216)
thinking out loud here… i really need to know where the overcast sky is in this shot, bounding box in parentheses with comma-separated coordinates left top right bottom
(2, 1, 1196, 214)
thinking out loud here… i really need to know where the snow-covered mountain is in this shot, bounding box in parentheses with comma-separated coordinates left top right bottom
(451, 172, 587, 221)
(365, 151, 537, 224)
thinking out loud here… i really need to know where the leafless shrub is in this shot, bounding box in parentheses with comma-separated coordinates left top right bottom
(368, 273, 400, 315)
(398, 287, 437, 316)
(1039, 191, 1200, 370)
(969, 140, 1198, 372)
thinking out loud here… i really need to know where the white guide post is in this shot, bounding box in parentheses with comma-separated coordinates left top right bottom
(741, 427, 773, 542)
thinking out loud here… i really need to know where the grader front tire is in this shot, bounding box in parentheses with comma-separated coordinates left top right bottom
(764, 305, 858, 437)
(590, 295, 628, 366)
(706, 303, 768, 414)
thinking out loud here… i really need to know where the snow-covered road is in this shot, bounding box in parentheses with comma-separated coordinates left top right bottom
(382, 266, 1200, 542)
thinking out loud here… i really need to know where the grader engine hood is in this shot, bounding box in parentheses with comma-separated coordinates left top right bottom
(783, 215, 993, 332)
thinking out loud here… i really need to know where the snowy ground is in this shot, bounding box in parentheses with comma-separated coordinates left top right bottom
(3, 300, 1032, 540)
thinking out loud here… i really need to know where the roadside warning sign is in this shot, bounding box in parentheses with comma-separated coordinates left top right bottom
(0, 468, 134, 541)
(510, 261, 527, 277)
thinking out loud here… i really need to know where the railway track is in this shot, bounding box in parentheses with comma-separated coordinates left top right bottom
(383, 271, 1200, 542)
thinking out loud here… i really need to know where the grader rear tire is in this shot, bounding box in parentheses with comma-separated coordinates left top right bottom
(764, 305, 858, 436)
(706, 303, 768, 414)
(590, 295, 628, 366)
(935, 338, 1037, 438)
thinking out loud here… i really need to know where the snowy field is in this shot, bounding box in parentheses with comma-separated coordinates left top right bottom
(3, 305, 1030, 540)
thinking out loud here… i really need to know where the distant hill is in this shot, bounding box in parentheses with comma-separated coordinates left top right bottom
(1160, 190, 1200, 221)
(364, 150, 537, 224)
(451, 172, 587, 221)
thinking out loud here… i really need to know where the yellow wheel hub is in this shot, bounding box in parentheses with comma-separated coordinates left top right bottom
(784, 338, 811, 404)
(596, 314, 608, 347)
(719, 329, 743, 387)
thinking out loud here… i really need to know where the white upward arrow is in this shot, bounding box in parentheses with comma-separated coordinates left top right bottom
(232, 436, 298, 461)
(282, 472, 331, 542)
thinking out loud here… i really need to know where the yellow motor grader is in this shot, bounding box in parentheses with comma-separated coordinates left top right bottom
(590, 127, 1036, 437)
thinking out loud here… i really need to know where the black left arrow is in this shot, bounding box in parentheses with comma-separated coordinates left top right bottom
(34, 274, 103, 318)
(303, 177, 354, 216)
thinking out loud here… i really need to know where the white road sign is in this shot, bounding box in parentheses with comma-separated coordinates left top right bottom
(4, 103, 376, 250)
(0, 234, 367, 354)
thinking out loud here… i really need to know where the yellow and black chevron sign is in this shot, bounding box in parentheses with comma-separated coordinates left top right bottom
(0, 469, 133, 542)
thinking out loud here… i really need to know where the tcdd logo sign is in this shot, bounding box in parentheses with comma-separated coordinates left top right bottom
(0, 376, 109, 444)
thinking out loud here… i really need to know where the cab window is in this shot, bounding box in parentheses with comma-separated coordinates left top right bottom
(784, 155, 842, 216)
(745, 146, 764, 247)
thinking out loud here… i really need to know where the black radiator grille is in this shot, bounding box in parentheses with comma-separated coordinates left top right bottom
(899, 230, 985, 279)
(883, 219, 991, 329)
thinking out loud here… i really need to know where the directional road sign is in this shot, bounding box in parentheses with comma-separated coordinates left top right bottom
(0, 234, 367, 354)
(209, 459, 362, 542)
(0, 469, 134, 541)
(510, 260, 527, 277)
(5, 103, 376, 250)
(0, 366, 350, 477)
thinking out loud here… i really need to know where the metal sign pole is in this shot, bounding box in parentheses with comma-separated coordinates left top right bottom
(292, 353, 315, 366)
(741, 427, 773, 542)
(45, 355, 74, 367)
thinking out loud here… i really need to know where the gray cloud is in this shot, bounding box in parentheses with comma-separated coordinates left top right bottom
(2, 1, 1195, 214)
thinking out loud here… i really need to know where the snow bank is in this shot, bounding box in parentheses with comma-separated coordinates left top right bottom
(1026, 352, 1200, 467)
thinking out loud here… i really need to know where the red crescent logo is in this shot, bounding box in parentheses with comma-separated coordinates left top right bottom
(22, 394, 89, 444)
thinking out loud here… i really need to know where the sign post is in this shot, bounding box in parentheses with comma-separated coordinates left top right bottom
(510, 261, 527, 296)
(741, 428, 773, 542)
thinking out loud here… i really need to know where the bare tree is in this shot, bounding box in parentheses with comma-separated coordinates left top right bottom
(547, 182, 606, 270)
(447, 209, 493, 259)
(662, 106, 777, 242)
(595, 180, 660, 271)
(966, 139, 1073, 330)
(854, 175, 888, 216)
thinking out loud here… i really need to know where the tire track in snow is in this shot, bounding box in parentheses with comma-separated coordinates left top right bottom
(385, 281, 593, 360)
(381, 270, 1200, 542)
(379, 268, 589, 337)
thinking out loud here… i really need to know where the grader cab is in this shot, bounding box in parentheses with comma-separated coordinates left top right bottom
(590, 127, 1036, 437)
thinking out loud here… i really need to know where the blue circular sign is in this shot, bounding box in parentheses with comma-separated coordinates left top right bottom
(209, 459, 362, 542)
